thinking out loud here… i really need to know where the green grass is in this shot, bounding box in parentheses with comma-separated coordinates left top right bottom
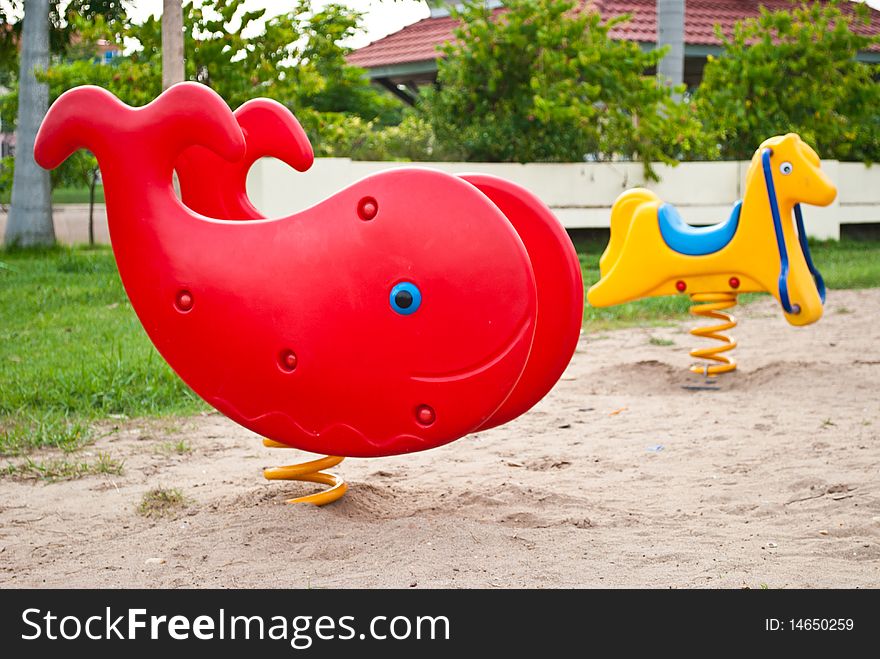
(52, 185, 105, 204)
(138, 487, 188, 517)
(0, 239, 878, 457)
(155, 439, 192, 455)
(3, 451, 124, 482)
(0, 185, 105, 205)
(0, 245, 204, 455)
(574, 236, 880, 331)
(803, 239, 880, 289)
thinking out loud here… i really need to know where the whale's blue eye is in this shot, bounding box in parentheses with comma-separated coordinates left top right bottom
(390, 282, 421, 315)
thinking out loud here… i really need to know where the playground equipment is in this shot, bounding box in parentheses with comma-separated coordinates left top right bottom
(588, 133, 837, 376)
(35, 83, 583, 505)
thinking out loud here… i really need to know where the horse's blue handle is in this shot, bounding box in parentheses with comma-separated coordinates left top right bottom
(794, 203, 826, 304)
(762, 149, 793, 312)
(762, 148, 825, 313)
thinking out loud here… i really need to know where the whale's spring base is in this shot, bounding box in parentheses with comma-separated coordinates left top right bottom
(262, 439, 347, 505)
(688, 292, 738, 376)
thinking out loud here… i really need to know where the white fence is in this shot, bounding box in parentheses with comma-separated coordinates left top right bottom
(248, 158, 880, 241)
(2, 158, 877, 244)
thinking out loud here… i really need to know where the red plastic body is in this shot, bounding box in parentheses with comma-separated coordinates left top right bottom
(35, 83, 583, 458)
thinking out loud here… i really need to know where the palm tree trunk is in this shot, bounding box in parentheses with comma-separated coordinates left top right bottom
(162, 0, 185, 89)
(5, 0, 54, 247)
(657, 0, 685, 99)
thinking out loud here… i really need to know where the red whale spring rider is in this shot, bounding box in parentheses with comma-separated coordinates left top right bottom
(35, 83, 584, 505)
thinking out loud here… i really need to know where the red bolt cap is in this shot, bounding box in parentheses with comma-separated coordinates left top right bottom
(729, 277, 740, 289)
(358, 197, 378, 221)
(415, 404, 435, 426)
(175, 290, 193, 312)
(279, 349, 298, 372)
(675, 280, 687, 292)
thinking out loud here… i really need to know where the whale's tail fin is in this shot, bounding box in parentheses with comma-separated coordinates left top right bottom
(34, 83, 246, 177)
(234, 98, 314, 173)
(176, 98, 314, 219)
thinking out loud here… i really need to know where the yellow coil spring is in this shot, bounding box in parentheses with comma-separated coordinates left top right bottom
(262, 439, 348, 506)
(688, 292, 738, 376)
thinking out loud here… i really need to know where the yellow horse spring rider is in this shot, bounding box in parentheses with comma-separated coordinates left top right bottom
(588, 133, 838, 376)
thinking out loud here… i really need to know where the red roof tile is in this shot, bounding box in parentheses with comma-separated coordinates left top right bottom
(349, 13, 461, 68)
(348, 1, 880, 69)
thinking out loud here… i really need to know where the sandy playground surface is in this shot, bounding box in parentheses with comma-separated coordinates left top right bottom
(2, 289, 879, 588)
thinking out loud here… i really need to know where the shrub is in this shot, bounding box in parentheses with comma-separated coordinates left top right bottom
(695, 0, 880, 162)
(420, 0, 703, 177)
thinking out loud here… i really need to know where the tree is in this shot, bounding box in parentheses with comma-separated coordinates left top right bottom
(0, 2, 21, 83)
(421, 0, 702, 177)
(1, 10, 142, 244)
(0, 156, 13, 212)
(0, 1, 122, 80)
(5, 0, 54, 246)
(66, 1, 130, 23)
(1, 0, 411, 190)
(46, 150, 100, 245)
(120, 0, 401, 153)
(161, 0, 184, 89)
(694, 0, 880, 162)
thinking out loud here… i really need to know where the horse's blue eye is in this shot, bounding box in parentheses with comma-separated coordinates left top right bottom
(390, 282, 421, 315)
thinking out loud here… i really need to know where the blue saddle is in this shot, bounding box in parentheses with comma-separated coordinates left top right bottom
(658, 200, 742, 256)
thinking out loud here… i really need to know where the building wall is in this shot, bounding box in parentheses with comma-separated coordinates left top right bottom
(2, 159, 877, 244)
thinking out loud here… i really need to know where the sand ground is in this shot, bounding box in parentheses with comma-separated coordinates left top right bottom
(2, 289, 878, 588)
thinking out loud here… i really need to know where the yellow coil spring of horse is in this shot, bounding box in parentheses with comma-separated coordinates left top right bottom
(688, 292, 738, 376)
(262, 439, 347, 505)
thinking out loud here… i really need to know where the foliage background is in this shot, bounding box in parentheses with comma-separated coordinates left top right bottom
(1, 0, 878, 183)
(694, 0, 880, 162)
(420, 0, 705, 178)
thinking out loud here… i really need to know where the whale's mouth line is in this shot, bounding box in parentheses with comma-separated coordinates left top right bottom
(206, 399, 431, 453)
(409, 317, 532, 384)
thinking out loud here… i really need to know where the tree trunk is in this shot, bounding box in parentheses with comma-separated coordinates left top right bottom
(657, 0, 685, 99)
(88, 169, 96, 247)
(162, 0, 185, 89)
(5, 0, 54, 247)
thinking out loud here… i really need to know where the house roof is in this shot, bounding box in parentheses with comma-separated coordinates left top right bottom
(348, 0, 880, 69)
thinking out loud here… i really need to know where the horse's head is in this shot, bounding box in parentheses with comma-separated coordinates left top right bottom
(756, 134, 837, 207)
(743, 134, 837, 326)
